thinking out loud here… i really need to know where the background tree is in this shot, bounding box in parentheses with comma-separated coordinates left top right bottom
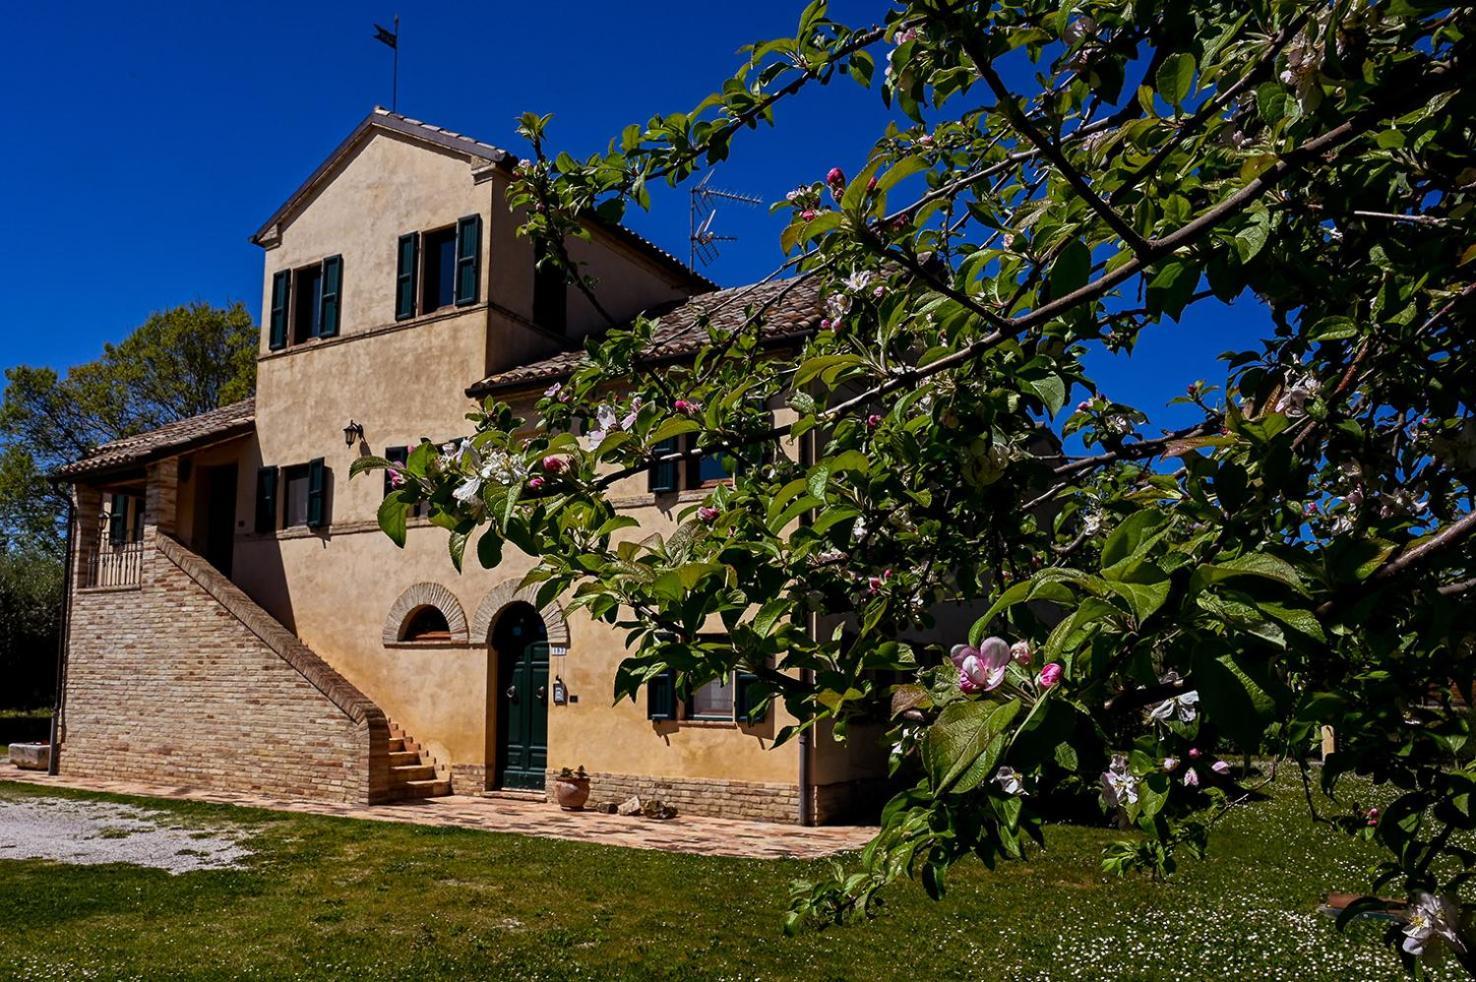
(0, 300, 256, 707)
(360, 1, 1476, 971)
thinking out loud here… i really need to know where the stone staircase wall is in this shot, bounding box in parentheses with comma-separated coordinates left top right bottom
(60, 534, 393, 804)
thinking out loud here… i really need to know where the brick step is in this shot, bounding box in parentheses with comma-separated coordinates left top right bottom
(393, 778, 452, 800)
(389, 763, 437, 783)
(385, 736, 422, 755)
(386, 750, 423, 768)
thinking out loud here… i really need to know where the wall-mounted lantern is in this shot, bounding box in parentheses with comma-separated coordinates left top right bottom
(343, 420, 365, 446)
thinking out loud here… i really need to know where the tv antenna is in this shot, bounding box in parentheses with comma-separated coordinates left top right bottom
(689, 172, 763, 269)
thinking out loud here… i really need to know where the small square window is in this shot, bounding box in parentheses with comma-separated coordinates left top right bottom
(687, 674, 734, 720)
(282, 464, 310, 527)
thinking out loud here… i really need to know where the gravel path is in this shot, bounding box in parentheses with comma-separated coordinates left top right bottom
(0, 794, 251, 874)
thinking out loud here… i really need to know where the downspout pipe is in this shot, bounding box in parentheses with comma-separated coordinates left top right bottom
(48, 484, 76, 776)
(797, 429, 815, 826)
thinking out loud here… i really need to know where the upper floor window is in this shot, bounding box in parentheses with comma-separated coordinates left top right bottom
(268, 256, 342, 351)
(395, 215, 482, 321)
(107, 493, 144, 545)
(254, 459, 328, 532)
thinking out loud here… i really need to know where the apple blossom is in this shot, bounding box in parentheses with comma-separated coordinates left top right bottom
(1182, 768, 1200, 788)
(1402, 892, 1467, 962)
(1037, 662, 1063, 688)
(1010, 640, 1032, 665)
(1211, 760, 1231, 776)
(1162, 757, 1180, 773)
(993, 766, 1026, 796)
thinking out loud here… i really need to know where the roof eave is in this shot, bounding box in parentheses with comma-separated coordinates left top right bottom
(52, 422, 256, 483)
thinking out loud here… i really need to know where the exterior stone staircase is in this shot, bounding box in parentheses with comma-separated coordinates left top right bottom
(385, 720, 451, 800)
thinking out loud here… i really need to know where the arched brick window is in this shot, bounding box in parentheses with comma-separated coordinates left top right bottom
(382, 583, 468, 645)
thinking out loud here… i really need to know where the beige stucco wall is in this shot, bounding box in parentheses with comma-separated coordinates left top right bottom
(208, 123, 834, 805)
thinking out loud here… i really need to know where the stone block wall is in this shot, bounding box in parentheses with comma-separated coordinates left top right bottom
(552, 770, 802, 823)
(60, 529, 391, 804)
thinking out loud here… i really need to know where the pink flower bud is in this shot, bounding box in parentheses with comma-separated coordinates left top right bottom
(800, 209, 817, 221)
(541, 455, 564, 473)
(1162, 756, 1179, 772)
(1188, 747, 1202, 760)
(528, 476, 545, 490)
(866, 176, 878, 192)
(1211, 760, 1231, 776)
(1182, 767, 1200, 788)
(1366, 807, 1380, 826)
(697, 506, 719, 524)
(867, 575, 884, 594)
(917, 133, 933, 146)
(1037, 662, 1063, 688)
(883, 568, 894, 580)
(674, 399, 700, 416)
(826, 167, 846, 186)
(388, 469, 406, 488)
(820, 318, 832, 331)
(866, 413, 883, 430)
(1010, 640, 1032, 665)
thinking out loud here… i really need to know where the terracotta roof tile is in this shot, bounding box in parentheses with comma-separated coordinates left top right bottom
(55, 398, 256, 479)
(467, 277, 821, 395)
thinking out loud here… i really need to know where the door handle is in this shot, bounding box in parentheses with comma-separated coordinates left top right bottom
(537, 686, 547, 702)
(506, 685, 517, 702)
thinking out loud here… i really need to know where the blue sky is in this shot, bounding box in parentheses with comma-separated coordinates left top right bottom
(0, 1, 1262, 430)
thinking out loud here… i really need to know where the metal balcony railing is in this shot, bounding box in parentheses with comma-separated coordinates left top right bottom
(82, 540, 144, 588)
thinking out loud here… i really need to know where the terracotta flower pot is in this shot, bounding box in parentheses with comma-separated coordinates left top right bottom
(553, 774, 591, 810)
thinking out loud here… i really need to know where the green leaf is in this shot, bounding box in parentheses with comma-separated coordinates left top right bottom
(1155, 53, 1196, 106)
(476, 527, 504, 569)
(1192, 552, 1307, 596)
(923, 698, 1021, 795)
(1048, 239, 1092, 299)
(1103, 560, 1172, 623)
(1026, 375, 1067, 415)
(1101, 510, 1170, 569)
(377, 493, 408, 548)
(1192, 647, 1291, 748)
(348, 455, 390, 479)
(1307, 316, 1358, 341)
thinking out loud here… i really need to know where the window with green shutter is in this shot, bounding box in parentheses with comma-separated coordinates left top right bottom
(649, 438, 680, 493)
(318, 255, 342, 337)
(735, 671, 768, 725)
(306, 457, 327, 528)
(108, 493, 128, 546)
(268, 270, 290, 350)
(396, 232, 418, 320)
(454, 214, 482, 306)
(646, 670, 677, 721)
(254, 467, 278, 533)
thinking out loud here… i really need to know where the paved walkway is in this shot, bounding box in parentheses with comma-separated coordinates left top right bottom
(0, 766, 873, 860)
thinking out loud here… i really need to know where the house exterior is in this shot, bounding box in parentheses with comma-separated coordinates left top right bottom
(51, 108, 888, 823)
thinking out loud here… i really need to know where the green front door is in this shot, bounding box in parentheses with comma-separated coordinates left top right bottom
(494, 605, 549, 790)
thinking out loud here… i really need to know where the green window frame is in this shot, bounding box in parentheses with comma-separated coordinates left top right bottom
(454, 214, 482, 306)
(306, 457, 327, 528)
(395, 232, 419, 320)
(649, 438, 680, 494)
(735, 671, 769, 725)
(646, 670, 677, 721)
(254, 466, 278, 533)
(268, 270, 291, 350)
(108, 493, 128, 546)
(318, 255, 342, 338)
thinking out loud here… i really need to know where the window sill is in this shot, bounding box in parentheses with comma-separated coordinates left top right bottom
(678, 718, 739, 729)
(258, 303, 488, 360)
(77, 584, 142, 594)
(384, 640, 475, 650)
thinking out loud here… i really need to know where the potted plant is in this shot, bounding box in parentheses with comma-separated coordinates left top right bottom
(553, 765, 591, 810)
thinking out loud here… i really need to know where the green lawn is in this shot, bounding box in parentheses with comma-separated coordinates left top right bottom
(0, 776, 1449, 980)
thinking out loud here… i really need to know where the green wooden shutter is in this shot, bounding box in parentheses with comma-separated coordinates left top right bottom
(318, 255, 342, 337)
(130, 496, 144, 543)
(735, 671, 768, 724)
(254, 467, 278, 533)
(306, 457, 327, 528)
(268, 270, 291, 349)
(108, 493, 128, 545)
(646, 670, 677, 721)
(396, 232, 418, 320)
(649, 438, 680, 493)
(454, 214, 482, 306)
